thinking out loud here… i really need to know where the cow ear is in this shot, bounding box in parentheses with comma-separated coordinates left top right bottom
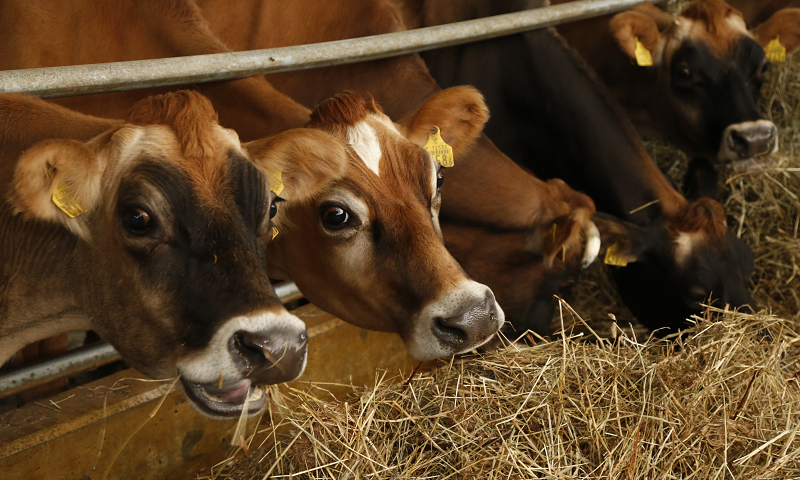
(590, 212, 651, 264)
(684, 157, 720, 201)
(399, 86, 489, 158)
(609, 10, 664, 65)
(9, 139, 103, 240)
(245, 129, 348, 203)
(752, 8, 800, 54)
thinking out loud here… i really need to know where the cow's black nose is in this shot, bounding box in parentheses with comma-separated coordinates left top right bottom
(432, 294, 497, 350)
(232, 329, 308, 385)
(726, 122, 777, 159)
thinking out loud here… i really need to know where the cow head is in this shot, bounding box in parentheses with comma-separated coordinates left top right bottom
(7, 91, 340, 418)
(609, 0, 800, 162)
(254, 87, 504, 360)
(608, 180, 754, 333)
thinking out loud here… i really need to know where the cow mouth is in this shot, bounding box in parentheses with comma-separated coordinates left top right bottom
(181, 377, 267, 418)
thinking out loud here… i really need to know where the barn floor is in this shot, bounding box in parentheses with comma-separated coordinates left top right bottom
(214, 22, 800, 480)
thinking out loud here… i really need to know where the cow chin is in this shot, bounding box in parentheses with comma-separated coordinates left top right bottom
(405, 281, 505, 361)
(175, 311, 308, 418)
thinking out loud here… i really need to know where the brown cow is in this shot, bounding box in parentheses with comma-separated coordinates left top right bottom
(252, 88, 506, 359)
(0, 0, 603, 342)
(0, 91, 348, 418)
(552, 0, 800, 163)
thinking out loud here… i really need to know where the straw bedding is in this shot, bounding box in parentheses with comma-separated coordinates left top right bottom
(216, 5, 800, 478)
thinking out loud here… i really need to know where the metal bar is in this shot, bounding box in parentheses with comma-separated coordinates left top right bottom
(0, 0, 666, 98)
(0, 281, 303, 398)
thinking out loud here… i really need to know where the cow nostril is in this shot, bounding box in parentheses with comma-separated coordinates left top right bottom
(433, 316, 468, 346)
(233, 331, 272, 368)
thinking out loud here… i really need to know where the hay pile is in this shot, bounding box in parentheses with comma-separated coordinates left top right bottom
(219, 307, 800, 479)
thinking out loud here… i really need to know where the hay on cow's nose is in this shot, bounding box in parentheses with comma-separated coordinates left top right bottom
(216, 306, 800, 479)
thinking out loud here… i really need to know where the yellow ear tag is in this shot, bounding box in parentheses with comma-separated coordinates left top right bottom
(271, 227, 279, 240)
(269, 170, 284, 196)
(765, 36, 786, 63)
(424, 126, 454, 167)
(51, 182, 86, 218)
(634, 37, 653, 67)
(604, 242, 629, 267)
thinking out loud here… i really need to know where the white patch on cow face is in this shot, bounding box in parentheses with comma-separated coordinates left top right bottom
(673, 231, 703, 267)
(406, 280, 505, 360)
(347, 121, 382, 176)
(176, 310, 307, 384)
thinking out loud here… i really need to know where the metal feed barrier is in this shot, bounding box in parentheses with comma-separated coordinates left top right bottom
(0, 0, 666, 397)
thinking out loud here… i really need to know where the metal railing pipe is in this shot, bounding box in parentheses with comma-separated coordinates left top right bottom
(0, 0, 665, 99)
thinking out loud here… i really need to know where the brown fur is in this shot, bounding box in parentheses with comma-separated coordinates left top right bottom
(244, 128, 349, 206)
(679, 0, 746, 54)
(126, 90, 221, 160)
(668, 197, 727, 239)
(307, 91, 381, 130)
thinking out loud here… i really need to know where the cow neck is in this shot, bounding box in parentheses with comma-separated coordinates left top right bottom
(440, 134, 570, 231)
(519, 29, 686, 221)
(422, 29, 684, 224)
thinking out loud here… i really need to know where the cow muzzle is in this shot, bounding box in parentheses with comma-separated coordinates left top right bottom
(178, 312, 308, 418)
(408, 282, 505, 360)
(718, 120, 778, 162)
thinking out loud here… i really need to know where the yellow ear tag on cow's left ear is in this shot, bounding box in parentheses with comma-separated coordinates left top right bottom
(52, 182, 86, 218)
(634, 37, 653, 67)
(271, 227, 279, 240)
(765, 36, 786, 63)
(269, 170, 284, 196)
(604, 242, 629, 267)
(424, 126, 454, 167)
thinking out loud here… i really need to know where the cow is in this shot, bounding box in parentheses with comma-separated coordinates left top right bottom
(0, 91, 348, 417)
(254, 87, 508, 360)
(549, 0, 800, 164)
(0, 0, 605, 343)
(404, 0, 755, 333)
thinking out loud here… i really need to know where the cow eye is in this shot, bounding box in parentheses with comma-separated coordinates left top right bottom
(676, 66, 691, 81)
(269, 203, 277, 219)
(687, 286, 708, 303)
(436, 170, 444, 189)
(321, 206, 350, 228)
(124, 208, 151, 235)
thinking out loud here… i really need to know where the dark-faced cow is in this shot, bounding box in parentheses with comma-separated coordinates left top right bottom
(0, 91, 352, 417)
(0, 0, 603, 343)
(406, 0, 755, 333)
(552, 0, 800, 164)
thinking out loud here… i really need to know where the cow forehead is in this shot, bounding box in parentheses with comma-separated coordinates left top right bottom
(102, 124, 256, 201)
(341, 115, 434, 197)
(668, 12, 751, 57)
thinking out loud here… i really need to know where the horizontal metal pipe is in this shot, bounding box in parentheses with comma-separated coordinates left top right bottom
(0, 281, 303, 398)
(0, 0, 665, 98)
